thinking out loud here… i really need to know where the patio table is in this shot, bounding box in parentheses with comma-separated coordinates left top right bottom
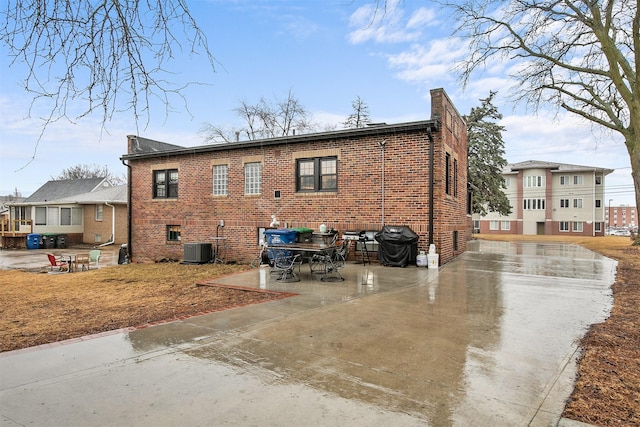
(269, 242, 342, 281)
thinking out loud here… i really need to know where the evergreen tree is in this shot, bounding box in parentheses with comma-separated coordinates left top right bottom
(465, 92, 511, 216)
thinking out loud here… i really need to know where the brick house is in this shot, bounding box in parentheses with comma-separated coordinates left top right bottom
(120, 88, 470, 265)
(473, 160, 613, 236)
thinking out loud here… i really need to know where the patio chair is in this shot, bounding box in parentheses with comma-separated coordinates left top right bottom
(47, 253, 68, 272)
(271, 249, 301, 283)
(75, 250, 101, 271)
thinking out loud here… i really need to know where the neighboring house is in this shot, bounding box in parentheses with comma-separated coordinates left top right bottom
(121, 88, 471, 265)
(4, 178, 127, 246)
(56, 185, 128, 245)
(473, 160, 613, 236)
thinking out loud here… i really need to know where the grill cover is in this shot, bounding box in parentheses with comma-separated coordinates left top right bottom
(375, 226, 419, 267)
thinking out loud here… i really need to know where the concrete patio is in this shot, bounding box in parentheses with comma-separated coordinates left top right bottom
(0, 239, 615, 426)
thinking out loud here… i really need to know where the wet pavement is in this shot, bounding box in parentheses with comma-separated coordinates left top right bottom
(0, 240, 615, 426)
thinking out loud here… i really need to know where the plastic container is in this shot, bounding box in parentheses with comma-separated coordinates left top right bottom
(427, 254, 439, 269)
(42, 234, 57, 249)
(55, 234, 67, 249)
(291, 227, 313, 243)
(26, 234, 41, 249)
(264, 229, 297, 245)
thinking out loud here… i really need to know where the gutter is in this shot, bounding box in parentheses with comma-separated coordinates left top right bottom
(122, 158, 132, 261)
(98, 202, 116, 247)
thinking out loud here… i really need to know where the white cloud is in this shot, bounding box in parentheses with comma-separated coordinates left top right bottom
(347, 0, 424, 44)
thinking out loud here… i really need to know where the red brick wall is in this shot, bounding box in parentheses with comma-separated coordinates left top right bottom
(128, 89, 468, 265)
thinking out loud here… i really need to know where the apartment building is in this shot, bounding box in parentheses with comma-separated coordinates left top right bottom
(605, 205, 637, 231)
(474, 160, 613, 236)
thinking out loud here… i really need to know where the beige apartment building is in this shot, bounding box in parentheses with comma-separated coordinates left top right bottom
(474, 160, 613, 236)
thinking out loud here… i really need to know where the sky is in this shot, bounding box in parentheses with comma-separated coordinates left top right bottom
(0, 0, 636, 206)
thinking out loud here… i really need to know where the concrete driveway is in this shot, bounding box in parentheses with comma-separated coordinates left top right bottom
(0, 240, 614, 426)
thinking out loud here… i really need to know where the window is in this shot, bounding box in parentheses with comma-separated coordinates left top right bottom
(595, 223, 602, 232)
(489, 220, 499, 230)
(48, 208, 59, 226)
(96, 205, 103, 221)
(573, 175, 583, 185)
(245, 162, 262, 195)
(560, 175, 569, 185)
(595, 176, 602, 185)
(573, 198, 583, 208)
(560, 199, 569, 208)
(60, 207, 82, 226)
(525, 175, 545, 187)
(453, 158, 458, 197)
(35, 207, 47, 225)
(504, 177, 511, 187)
(154, 169, 178, 198)
(523, 199, 546, 210)
(573, 222, 583, 232)
(595, 199, 601, 208)
(296, 157, 337, 192)
(213, 164, 228, 196)
(445, 153, 451, 195)
(501, 221, 510, 231)
(560, 221, 570, 232)
(167, 225, 181, 241)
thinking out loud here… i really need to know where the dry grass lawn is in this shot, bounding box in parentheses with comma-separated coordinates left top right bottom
(476, 234, 639, 426)
(1, 235, 638, 425)
(0, 262, 292, 352)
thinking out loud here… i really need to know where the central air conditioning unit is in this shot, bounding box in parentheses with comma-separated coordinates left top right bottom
(183, 243, 212, 264)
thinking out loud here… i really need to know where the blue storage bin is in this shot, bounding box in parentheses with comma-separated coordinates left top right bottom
(27, 234, 41, 249)
(264, 229, 297, 245)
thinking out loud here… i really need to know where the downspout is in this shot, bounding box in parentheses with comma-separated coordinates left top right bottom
(122, 158, 132, 261)
(428, 129, 435, 245)
(98, 202, 116, 247)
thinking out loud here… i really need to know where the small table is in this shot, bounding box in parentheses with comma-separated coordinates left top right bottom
(271, 242, 343, 281)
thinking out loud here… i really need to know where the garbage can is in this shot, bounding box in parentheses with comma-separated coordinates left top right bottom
(43, 234, 57, 249)
(55, 234, 67, 249)
(27, 233, 41, 249)
(375, 226, 419, 267)
(118, 243, 129, 264)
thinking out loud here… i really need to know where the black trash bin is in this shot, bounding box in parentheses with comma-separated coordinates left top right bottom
(55, 234, 67, 249)
(118, 243, 129, 264)
(375, 226, 419, 267)
(43, 234, 57, 249)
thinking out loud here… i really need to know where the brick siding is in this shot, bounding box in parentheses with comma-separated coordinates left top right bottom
(125, 89, 470, 265)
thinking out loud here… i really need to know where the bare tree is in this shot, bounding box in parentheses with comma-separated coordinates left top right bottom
(343, 96, 372, 129)
(1, 0, 216, 133)
(448, 0, 639, 242)
(201, 90, 314, 143)
(53, 164, 126, 186)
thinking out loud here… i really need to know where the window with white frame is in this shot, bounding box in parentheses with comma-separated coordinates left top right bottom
(560, 221, 570, 232)
(595, 176, 602, 185)
(573, 175, 583, 185)
(573, 198, 583, 208)
(489, 220, 499, 230)
(573, 221, 583, 232)
(244, 162, 262, 195)
(95, 205, 103, 221)
(524, 175, 545, 187)
(560, 199, 569, 208)
(213, 164, 228, 196)
(595, 223, 602, 232)
(560, 175, 569, 185)
(501, 221, 510, 230)
(504, 177, 511, 187)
